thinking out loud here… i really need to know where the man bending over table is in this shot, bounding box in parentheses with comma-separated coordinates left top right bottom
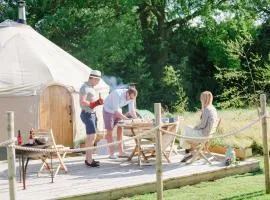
(103, 87, 138, 159)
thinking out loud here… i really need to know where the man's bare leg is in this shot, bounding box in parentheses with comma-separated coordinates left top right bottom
(117, 126, 124, 154)
(86, 134, 96, 163)
(106, 129, 114, 156)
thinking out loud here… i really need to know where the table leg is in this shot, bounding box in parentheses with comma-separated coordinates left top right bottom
(137, 136, 141, 167)
(21, 155, 26, 190)
(128, 145, 137, 161)
(25, 158, 30, 169)
(128, 128, 138, 161)
(18, 156, 22, 183)
(50, 153, 54, 183)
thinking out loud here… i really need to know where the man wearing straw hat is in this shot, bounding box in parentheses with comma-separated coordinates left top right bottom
(80, 70, 104, 167)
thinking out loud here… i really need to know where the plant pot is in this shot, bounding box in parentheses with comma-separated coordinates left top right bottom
(234, 148, 252, 160)
(208, 146, 252, 160)
(209, 146, 226, 154)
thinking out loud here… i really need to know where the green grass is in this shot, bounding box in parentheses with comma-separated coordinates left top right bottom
(120, 157, 270, 200)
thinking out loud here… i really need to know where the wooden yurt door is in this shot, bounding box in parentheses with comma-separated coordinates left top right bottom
(39, 85, 73, 147)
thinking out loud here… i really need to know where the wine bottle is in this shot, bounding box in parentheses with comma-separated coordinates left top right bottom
(17, 130, 22, 145)
(29, 129, 34, 145)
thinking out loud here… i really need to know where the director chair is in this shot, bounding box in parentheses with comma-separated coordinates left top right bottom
(33, 128, 69, 177)
(186, 118, 221, 165)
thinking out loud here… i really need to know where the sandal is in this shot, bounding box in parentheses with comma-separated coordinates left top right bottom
(85, 160, 100, 167)
(180, 153, 193, 163)
(118, 152, 130, 158)
(92, 159, 100, 164)
(109, 154, 118, 159)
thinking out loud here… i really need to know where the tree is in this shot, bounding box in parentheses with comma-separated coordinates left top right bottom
(2, 0, 269, 111)
(136, 0, 228, 79)
(32, 1, 154, 109)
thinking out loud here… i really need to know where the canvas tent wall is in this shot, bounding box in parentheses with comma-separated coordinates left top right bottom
(0, 20, 109, 150)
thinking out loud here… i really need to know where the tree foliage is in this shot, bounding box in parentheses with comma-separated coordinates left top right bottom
(1, 0, 270, 111)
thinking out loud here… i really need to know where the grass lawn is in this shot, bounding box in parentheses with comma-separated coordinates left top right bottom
(120, 156, 270, 200)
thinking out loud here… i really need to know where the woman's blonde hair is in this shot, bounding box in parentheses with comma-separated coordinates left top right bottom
(200, 91, 213, 109)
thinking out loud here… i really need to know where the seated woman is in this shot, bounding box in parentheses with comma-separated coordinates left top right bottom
(180, 91, 219, 162)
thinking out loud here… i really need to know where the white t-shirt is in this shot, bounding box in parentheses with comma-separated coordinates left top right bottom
(103, 88, 135, 114)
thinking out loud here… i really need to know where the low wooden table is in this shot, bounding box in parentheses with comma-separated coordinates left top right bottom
(119, 121, 153, 164)
(119, 121, 180, 166)
(16, 144, 51, 189)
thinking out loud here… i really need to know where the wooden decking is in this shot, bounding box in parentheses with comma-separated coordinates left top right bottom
(0, 148, 260, 200)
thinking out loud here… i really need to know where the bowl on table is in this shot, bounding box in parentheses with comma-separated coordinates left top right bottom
(162, 118, 169, 123)
(35, 136, 49, 145)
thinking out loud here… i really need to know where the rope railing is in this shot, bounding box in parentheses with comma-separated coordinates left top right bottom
(13, 125, 162, 154)
(1, 114, 267, 154)
(159, 114, 267, 141)
(4, 99, 270, 199)
(0, 138, 17, 147)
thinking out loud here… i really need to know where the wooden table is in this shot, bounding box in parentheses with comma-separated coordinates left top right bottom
(119, 121, 179, 166)
(119, 121, 153, 163)
(16, 144, 51, 189)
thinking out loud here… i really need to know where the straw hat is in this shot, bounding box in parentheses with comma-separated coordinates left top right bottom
(89, 70, 101, 78)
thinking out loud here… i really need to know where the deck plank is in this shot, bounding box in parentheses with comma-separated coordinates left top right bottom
(0, 149, 260, 200)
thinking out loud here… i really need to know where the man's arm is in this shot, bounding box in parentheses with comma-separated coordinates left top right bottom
(80, 94, 103, 109)
(115, 111, 129, 120)
(126, 100, 137, 118)
(80, 95, 89, 106)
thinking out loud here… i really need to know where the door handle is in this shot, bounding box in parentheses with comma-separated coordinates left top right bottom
(68, 105, 72, 115)
(69, 105, 72, 123)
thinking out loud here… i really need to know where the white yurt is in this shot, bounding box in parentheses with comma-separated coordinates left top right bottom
(0, 20, 109, 149)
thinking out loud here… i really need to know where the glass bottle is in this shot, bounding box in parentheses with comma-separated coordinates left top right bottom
(29, 129, 34, 145)
(17, 130, 22, 145)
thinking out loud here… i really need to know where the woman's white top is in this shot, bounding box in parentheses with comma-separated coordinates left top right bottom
(194, 105, 218, 136)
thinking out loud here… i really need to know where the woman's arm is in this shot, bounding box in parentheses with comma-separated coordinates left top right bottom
(194, 109, 209, 129)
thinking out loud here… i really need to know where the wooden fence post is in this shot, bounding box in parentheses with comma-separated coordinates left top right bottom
(154, 103, 163, 200)
(260, 94, 270, 193)
(6, 111, 17, 200)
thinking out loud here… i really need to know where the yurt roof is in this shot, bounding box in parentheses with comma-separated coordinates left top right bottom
(0, 20, 108, 96)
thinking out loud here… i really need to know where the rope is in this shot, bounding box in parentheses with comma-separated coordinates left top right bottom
(159, 114, 266, 140)
(0, 138, 17, 147)
(14, 125, 162, 153)
(10, 114, 270, 153)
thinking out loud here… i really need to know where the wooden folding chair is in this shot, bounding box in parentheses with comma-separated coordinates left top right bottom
(186, 118, 221, 165)
(163, 120, 181, 159)
(33, 128, 69, 177)
(138, 121, 180, 164)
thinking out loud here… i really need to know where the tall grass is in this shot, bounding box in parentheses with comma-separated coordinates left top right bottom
(180, 107, 269, 152)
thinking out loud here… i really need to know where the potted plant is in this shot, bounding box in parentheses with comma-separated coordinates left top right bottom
(208, 137, 253, 160)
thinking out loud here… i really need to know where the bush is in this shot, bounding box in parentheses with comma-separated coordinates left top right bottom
(152, 65, 188, 113)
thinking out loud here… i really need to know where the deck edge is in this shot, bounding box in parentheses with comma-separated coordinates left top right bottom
(59, 160, 260, 200)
